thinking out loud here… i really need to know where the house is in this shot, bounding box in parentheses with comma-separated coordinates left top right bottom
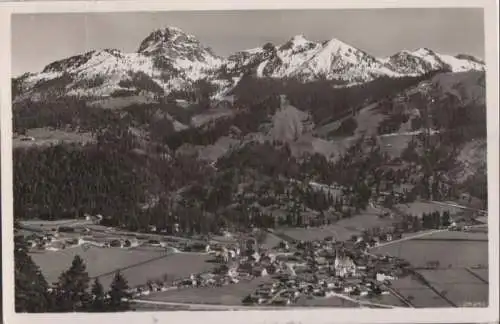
(376, 272, 396, 282)
(227, 265, 238, 278)
(344, 286, 355, 293)
(251, 251, 261, 263)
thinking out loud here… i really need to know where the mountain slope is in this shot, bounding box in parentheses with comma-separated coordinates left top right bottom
(14, 27, 224, 102)
(12, 27, 485, 105)
(381, 48, 485, 76)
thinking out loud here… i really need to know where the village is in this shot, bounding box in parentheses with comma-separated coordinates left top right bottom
(19, 209, 475, 309)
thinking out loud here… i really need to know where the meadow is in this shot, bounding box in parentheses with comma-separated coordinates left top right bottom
(371, 236, 487, 268)
(393, 201, 463, 217)
(30, 245, 213, 289)
(279, 211, 395, 242)
(143, 276, 271, 305)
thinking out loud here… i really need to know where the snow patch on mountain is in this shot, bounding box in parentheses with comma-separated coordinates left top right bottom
(13, 27, 486, 104)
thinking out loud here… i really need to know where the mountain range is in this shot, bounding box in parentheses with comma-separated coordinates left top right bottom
(12, 26, 488, 233)
(12, 26, 485, 102)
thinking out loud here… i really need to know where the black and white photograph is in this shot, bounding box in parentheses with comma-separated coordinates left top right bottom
(1, 1, 499, 324)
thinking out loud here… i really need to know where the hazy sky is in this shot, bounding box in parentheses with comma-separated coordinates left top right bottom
(11, 8, 484, 77)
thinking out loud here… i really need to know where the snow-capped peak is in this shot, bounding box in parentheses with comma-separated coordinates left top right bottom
(289, 34, 310, 46)
(383, 47, 485, 75)
(322, 38, 355, 52)
(411, 47, 435, 56)
(138, 26, 197, 54)
(137, 26, 221, 65)
(13, 27, 485, 104)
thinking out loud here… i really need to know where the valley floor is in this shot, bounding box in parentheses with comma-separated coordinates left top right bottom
(24, 199, 488, 310)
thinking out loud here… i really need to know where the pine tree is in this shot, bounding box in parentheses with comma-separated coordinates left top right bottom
(54, 255, 90, 312)
(88, 278, 106, 312)
(441, 210, 451, 227)
(107, 271, 131, 311)
(14, 234, 52, 312)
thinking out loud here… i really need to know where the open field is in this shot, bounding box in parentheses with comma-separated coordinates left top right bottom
(21, 219, 94, 232)
(295, 295, 360, 308)
(433, 283, 488, 307)
(279, 211, 395, 242)
(388, 277, 451, 308)
(416, 269, 488, 307)
(393, 202, 463, 217)
(88, 95, 157, 109)
(412, 230, 487, 241)
(279, 226, 357, 243)
(467, 268, 489, 283)
(335, 211, 395, 232)
(13, 128, 94, 148)
(96, 252, 214, 289)
(371, 230, 489, 308)
(417, 269, 485, 285)
(30, 245, 169, 286)
(143, 276, 271, 305)
(261, 232, 283, 250)
(377, 134, 414, 158)
(371, 237, 487, 268)
(366, 293, 407, 307)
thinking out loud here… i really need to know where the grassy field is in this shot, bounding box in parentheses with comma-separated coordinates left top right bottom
(413, 230, 487, 241)
(13, 128, 94, 148)
(467, 268, 489, 283)
(417, 268, 485, 285)
(261, 232, 283, 250)
(416, 268, 488, 307)
(97, 252, 214, 289)
(295, 295, 360, 308)
(371, 236, 487, 268)
(393, 202, 463, 217)
(434, 283, 488, 307)
(279, 211, 394, 242)
(30, 245, 169, 286)
(378, 134, 414, 158)
(143, 276, 271, 305)
(21, 219, 93, 232)
(280, 226, 357, 242)
(389, 277, 451, 308)
(367, 293, 407, 307)
(31, 245, 213, 289)
(372, 230, 489, 308)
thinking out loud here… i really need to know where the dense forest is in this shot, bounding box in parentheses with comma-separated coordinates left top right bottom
(229, 70, 447, 125)
(12, 68, 487, 233)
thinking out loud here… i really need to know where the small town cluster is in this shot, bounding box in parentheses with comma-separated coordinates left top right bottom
(21, 202, 483, 307)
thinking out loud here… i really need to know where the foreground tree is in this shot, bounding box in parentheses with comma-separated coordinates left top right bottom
(88, 278, 106, 312)
(107, 271, 131, 311)
(53, 255, 90, 312)
(14, 234, 52, 312)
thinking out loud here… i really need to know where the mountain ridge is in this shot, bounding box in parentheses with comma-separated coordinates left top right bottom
(12, 26, 485, 102)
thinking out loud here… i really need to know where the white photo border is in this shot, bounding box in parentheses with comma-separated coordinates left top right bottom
(1, 1, 498, 324)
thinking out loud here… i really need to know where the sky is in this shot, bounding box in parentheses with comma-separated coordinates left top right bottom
(11, 8, 485, 77)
